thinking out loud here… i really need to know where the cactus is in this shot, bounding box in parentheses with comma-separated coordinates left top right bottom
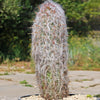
(32, 0, 69, 99)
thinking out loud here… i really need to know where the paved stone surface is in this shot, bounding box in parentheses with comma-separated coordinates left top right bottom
(68, 71, 100, 95)
(0, 71, 100, 100)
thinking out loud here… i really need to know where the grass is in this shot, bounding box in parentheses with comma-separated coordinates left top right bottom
(81, 83, 100, 89)
(75, 78, 93, 82)
(4, 72, 9, 75)
(20, 80, 28, 84)
(0, 35, 100, 71)
(26, 71, 34, 74)
(25, 84, 33, 87)
(19, 80, 33, 87)
(0, 72, 9, 76)
(89, 84, 100, 87)
(0, 60, 35, 73)
(87, 94, 93, 98)
(29, 59, 35, 73)
(68, 35, 100, 71)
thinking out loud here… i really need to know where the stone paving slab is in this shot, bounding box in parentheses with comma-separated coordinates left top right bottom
(68, 71, 100, 95)
(0, 71, 100, 100)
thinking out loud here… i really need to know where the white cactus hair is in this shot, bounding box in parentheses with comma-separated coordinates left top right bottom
(32, 0, 69, 99)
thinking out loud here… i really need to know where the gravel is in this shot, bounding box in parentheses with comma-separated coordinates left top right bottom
(20, 95, 97, 100)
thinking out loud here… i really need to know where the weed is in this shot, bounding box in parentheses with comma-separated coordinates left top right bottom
(75, 78, 93, 82)
(20, 80, 28, 84)
(26, 71, 34, 74)
(29, 59, 35, 73)
(81, 84, 100, 89)
(25, 84, 33, 87)
(89, 84, 100, 87)
(0, 73, 3, 76)
(81, 86, 89, 89)
(19, 80, 33, 87)
(0, 72, 9, 76)
(4, 72, 9, 75)
(87, 94, 93, 98)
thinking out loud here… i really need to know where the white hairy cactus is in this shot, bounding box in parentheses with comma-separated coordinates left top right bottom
(32, 0, 69, 99)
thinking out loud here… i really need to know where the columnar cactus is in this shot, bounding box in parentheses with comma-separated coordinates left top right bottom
(32, 0, 69, 99)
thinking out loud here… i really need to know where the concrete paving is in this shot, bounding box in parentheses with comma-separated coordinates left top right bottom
(0, 71, 100, 100)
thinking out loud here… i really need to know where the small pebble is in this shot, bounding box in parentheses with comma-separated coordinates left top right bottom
(21, 95, 97, 100)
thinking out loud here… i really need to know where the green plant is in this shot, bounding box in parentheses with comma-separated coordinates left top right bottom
(87, 94, 93, 98)
(29, 59, 35, 73)
(20, 80, 28, 84)
(32, 0, 69, 99)
(75, 78, 93, 82)
(94, 94, 100, 98)
(53, 0, 93, 36)
(68, 35, 100, 70)
(19, 80, 33, 87)
(0, 0, 32, 61)
(0, 0, 99, 62)
(4, 72, 9, 75)
(25, 84, 33, 87)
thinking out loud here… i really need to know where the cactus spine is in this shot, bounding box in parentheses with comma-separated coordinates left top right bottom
(32, 0, 69, 99)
